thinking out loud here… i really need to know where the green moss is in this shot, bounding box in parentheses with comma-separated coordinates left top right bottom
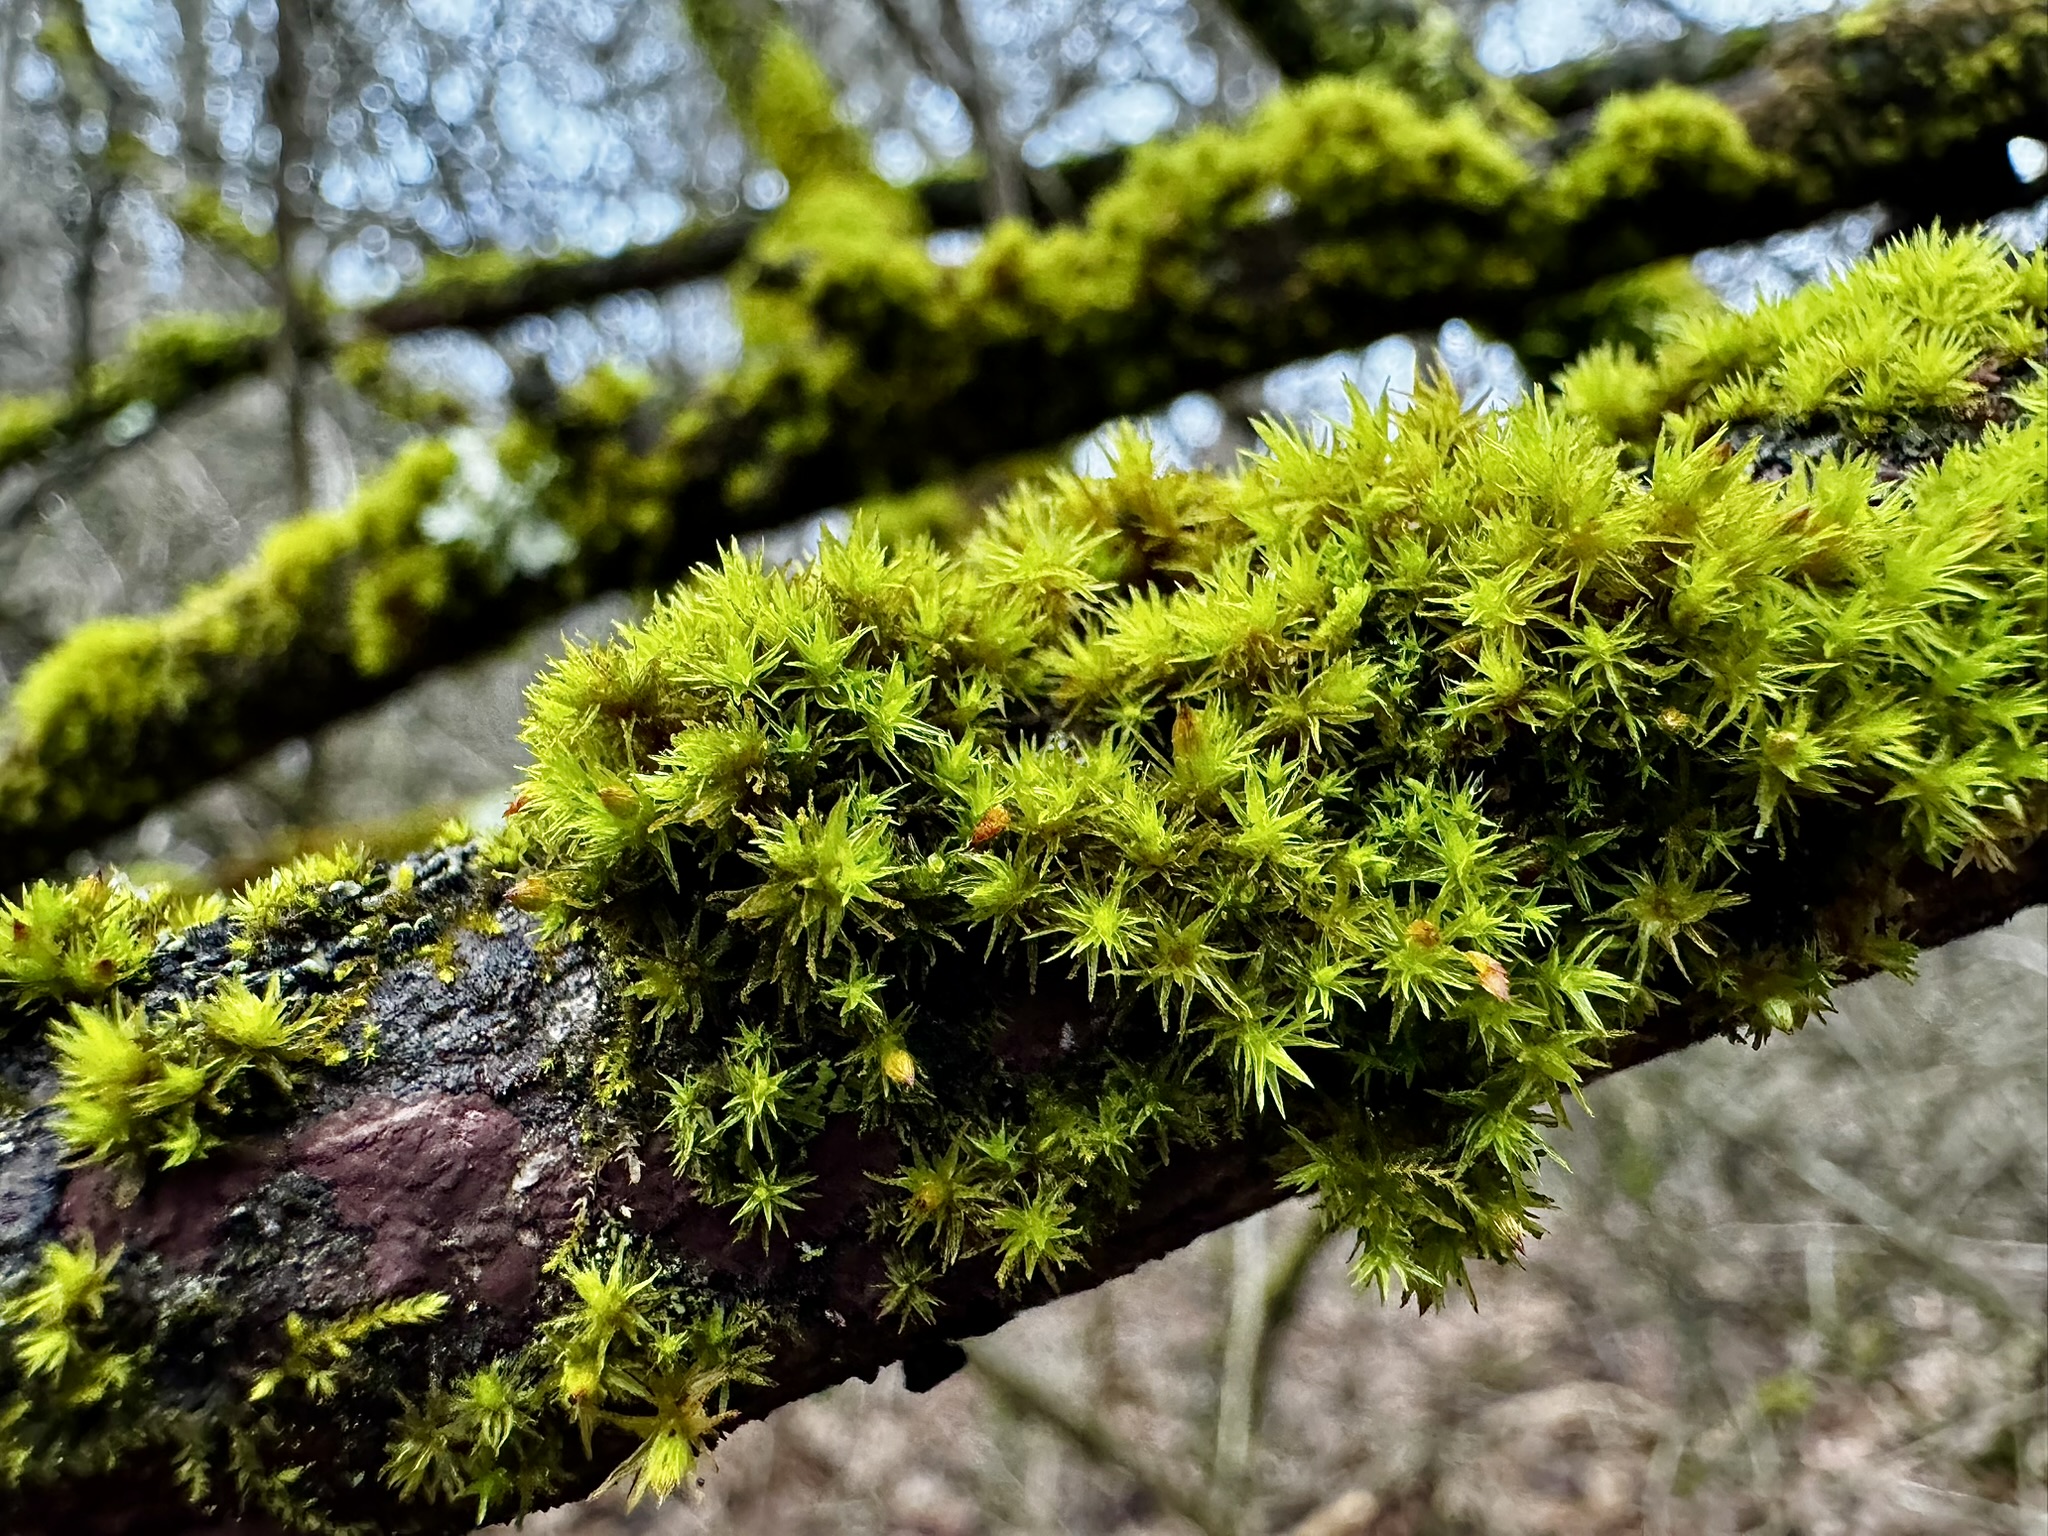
(230, 844, 379, 947)
(1511, 257, 1721, 382)
(0, 1237, 147, 1490)
(248, 1294, 450, 1405)
(505, 227, 2045, 1340)
(1561, 229, 2048, 440)
(0, 311, 274, 476)
(382, 1237, 769, 1521)
(9, 0, 2038, 889)
(0, 876, 216, 1021)
(49, 975, 344, 1180)
(1549, 85, 1788, 216)
(0, 437, 480, 871)
(332, 341, 468, 429)
(172, 184, 280, 272)
(4, 225, 2042, 1534)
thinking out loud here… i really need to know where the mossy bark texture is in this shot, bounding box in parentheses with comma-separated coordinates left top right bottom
(2, 0, 2043, 889)
(0, 846, 2039, 1535)
(2, 224, 2045, 1533)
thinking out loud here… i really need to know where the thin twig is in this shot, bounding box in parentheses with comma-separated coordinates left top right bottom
(965, 1341, 1238, 1536)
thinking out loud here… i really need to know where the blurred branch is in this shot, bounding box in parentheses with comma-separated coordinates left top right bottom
(1770, 1146, 2034, 1332)
(1515, 23, 1777, 117)
(45, 0, 128, 398)
(1250, 1211, 1336, 1433)
(1211, 1209, 1269, 1522)
(263, 0, 318, 512)
(872, 0, 1031, 222)
(1216, 1208, 1340, 1523)
(0, 1, 1860, 489)
(1219, 0, 1503, 108)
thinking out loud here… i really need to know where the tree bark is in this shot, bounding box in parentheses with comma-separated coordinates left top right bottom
(0, 833, 2038, 1536)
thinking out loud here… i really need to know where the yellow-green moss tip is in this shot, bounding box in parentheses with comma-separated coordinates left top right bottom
(1562, 228, 2048, 440)
(50, 975, 343, 1178)
(1, 876, 218, 1022)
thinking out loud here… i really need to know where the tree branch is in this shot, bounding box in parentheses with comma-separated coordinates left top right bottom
(0, 843, 2035, 1535)
(1, 0, 2043, 889)
(1, 215, 2043, 1524)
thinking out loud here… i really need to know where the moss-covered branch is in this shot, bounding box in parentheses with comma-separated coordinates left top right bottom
(0, 228, 2044, 1534)
(0, 313, 273, 480)
(3, 0, 2045, 890)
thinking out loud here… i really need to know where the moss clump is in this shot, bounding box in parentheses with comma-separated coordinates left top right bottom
(248, 1294, 450, 1405)
(0, 876, 217, 1023)
(1510, 257, 1721, 381)
(7, 0, 2039, 889)
(1561, 228, 2048, 440)
(229, 844, 380, 948)
(50, 976, 343, 1179)
(0, 1237, 146, 1490)
(509, 227, 2045, 1333)
(384, 1238, 769, 1520)
(1, 227, 2040, 1536)
(0, 312, 276, 476)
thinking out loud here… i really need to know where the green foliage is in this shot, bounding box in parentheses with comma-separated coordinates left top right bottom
(384, 1362, 560, 1525)
(2, 226, 2040, 1533)
(249, 1294, 449, 1405)
(229, 844, 377, 947)
(383, 1237, 769, 1521)
(508, 228, 2045, 1323)
(1562, 227, 2048, 440)
(8, 0, 2041, 891)
(0, 875, 208, 1019)
(0, 1238, 146, 1490)
(50, 977, 343, 1178)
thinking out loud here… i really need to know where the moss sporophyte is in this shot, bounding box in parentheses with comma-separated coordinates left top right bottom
(1, 228, 2043, 1529)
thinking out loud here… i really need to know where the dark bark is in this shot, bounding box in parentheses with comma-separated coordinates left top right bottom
(0, 835, 2038, 1536)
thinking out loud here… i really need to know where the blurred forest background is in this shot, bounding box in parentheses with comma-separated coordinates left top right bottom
(0, 0, 2043, 1529)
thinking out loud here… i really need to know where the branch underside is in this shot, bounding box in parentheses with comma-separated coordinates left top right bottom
(0, 834, 2040, 1536)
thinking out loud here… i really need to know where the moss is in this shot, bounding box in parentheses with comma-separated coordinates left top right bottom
(2, 227, 2042, 1533)
(1561, 229, 2048, 440)
(381, 1237, 769, 1520)
(0, 876, 216, 1023)
(172, 184, 280, 272)
(1510, 258, 1721, 382)
(1549, 85, 1789, 216)
(332, 341, 469, 429)
(230, 845, 380, 947)
(0, 1237, 148, 1491)
(0, 438, 468, 870)
(0, 311, 274, 475)
(248, 1294, 450, 1405)
(507, 224, 2043, 1339)
(6, 0, 2041, 902)
(49, 976, 344, 1181)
